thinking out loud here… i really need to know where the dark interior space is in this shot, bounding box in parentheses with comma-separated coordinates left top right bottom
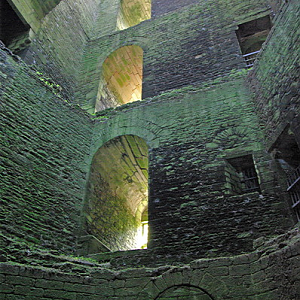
(236, 15, 272, 54)
(272, 127, 300, 169)
(226, 154, 261, 194)
(0, 0, 29, 47)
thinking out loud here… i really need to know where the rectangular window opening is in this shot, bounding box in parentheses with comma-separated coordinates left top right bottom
(235, 15, 272, 68)
(225, 154, 261, 195)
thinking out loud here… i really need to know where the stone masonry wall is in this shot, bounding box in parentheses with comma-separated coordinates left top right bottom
(0, 48, 93, 258)
(248, 0, 300, 149)
(151, 0, 200, 18)
(0, 227, 299, 300)
(78, 0, 271, 112)
(87, 75, 292, 257)
(18, 0, 102, 100)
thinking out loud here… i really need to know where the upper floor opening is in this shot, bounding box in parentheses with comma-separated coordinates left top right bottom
(225, 154, 261, 195)
(236, 15, 272, 68)
(81, 135, 149, 254)
(117, 0, 151, 30)
(95, 45, 143, 112)
(0, 0, 31, 57)
(271, 126, 300, 222)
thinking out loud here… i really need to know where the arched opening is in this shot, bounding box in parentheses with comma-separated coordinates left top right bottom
(117, 0, 151, 30)
(82, 135, 148, 253)
(95, 45, 143, 112)
(155, 285, 214, 300)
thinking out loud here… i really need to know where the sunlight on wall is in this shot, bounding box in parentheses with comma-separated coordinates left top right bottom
(84, 135, 148, 252)
(117, 0, 151, 30)
(95, 45, 143, 111)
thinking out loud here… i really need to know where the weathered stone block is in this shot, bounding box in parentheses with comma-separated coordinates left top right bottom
(35, 279, 64, 289)
(0, 283, 14, 293)
(229, 264, 251, 276)
(0, 264, 19, 276)
(5, 275, 34, 286)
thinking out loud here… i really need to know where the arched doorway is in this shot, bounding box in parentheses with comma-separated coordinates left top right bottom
(117, 0, 151, 30)
(95, 45, 143, 111)
(83, 135, 148, 253)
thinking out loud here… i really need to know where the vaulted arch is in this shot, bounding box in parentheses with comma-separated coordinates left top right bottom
(117, 0, 151, 30)
(95, 45, 143, 112)
(82, 135, 148, 253)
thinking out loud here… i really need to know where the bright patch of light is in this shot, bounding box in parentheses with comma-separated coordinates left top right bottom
(136, 221, 148, 249)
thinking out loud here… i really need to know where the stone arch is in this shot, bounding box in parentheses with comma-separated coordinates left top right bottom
(95, 38, 149, 70)
(95, 45, 144, 112)
(91, 124, 158, 160)
(155, 284, 215, 300)
(139, 267, 228, 300)
(117, 0, 151, 30)
(81, 134, 149, 254)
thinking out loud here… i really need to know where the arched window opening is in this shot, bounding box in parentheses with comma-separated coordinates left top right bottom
(83, 135, 148, 253)
(0, 0, 31, 57)
(117, 0, 151, 30)
(95, 45, 143, 112)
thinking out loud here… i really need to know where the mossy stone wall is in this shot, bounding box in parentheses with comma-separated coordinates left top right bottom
(88, 76, 291, 257)
(9, 0, 61, 33)
(1, 228, 299, 299)
(248, 0, 300, 149)
(0, 49, 93, 258)
(14, 0, 102, 100)
(151, 0, 204, 18)
(78, 0, 272, 112)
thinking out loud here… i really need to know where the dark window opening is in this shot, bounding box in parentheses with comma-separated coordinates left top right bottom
(236, 15, 272, 68)
(225, 155, 260, 195)
(0, 0, 30, 56)
(272, 127, 300, 222)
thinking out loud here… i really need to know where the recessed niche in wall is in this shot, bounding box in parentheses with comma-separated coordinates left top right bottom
(83, 135, 148, 253)
(95, 45, 143, 112)
(225, 154, 261, 195)
(117, 0, 151, 30)
(0, 0, 31, 57)
(271, 126, 300, 222)
(236, 15, 272, 67)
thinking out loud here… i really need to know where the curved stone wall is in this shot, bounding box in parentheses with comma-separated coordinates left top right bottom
(1, 228, 299, 299)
